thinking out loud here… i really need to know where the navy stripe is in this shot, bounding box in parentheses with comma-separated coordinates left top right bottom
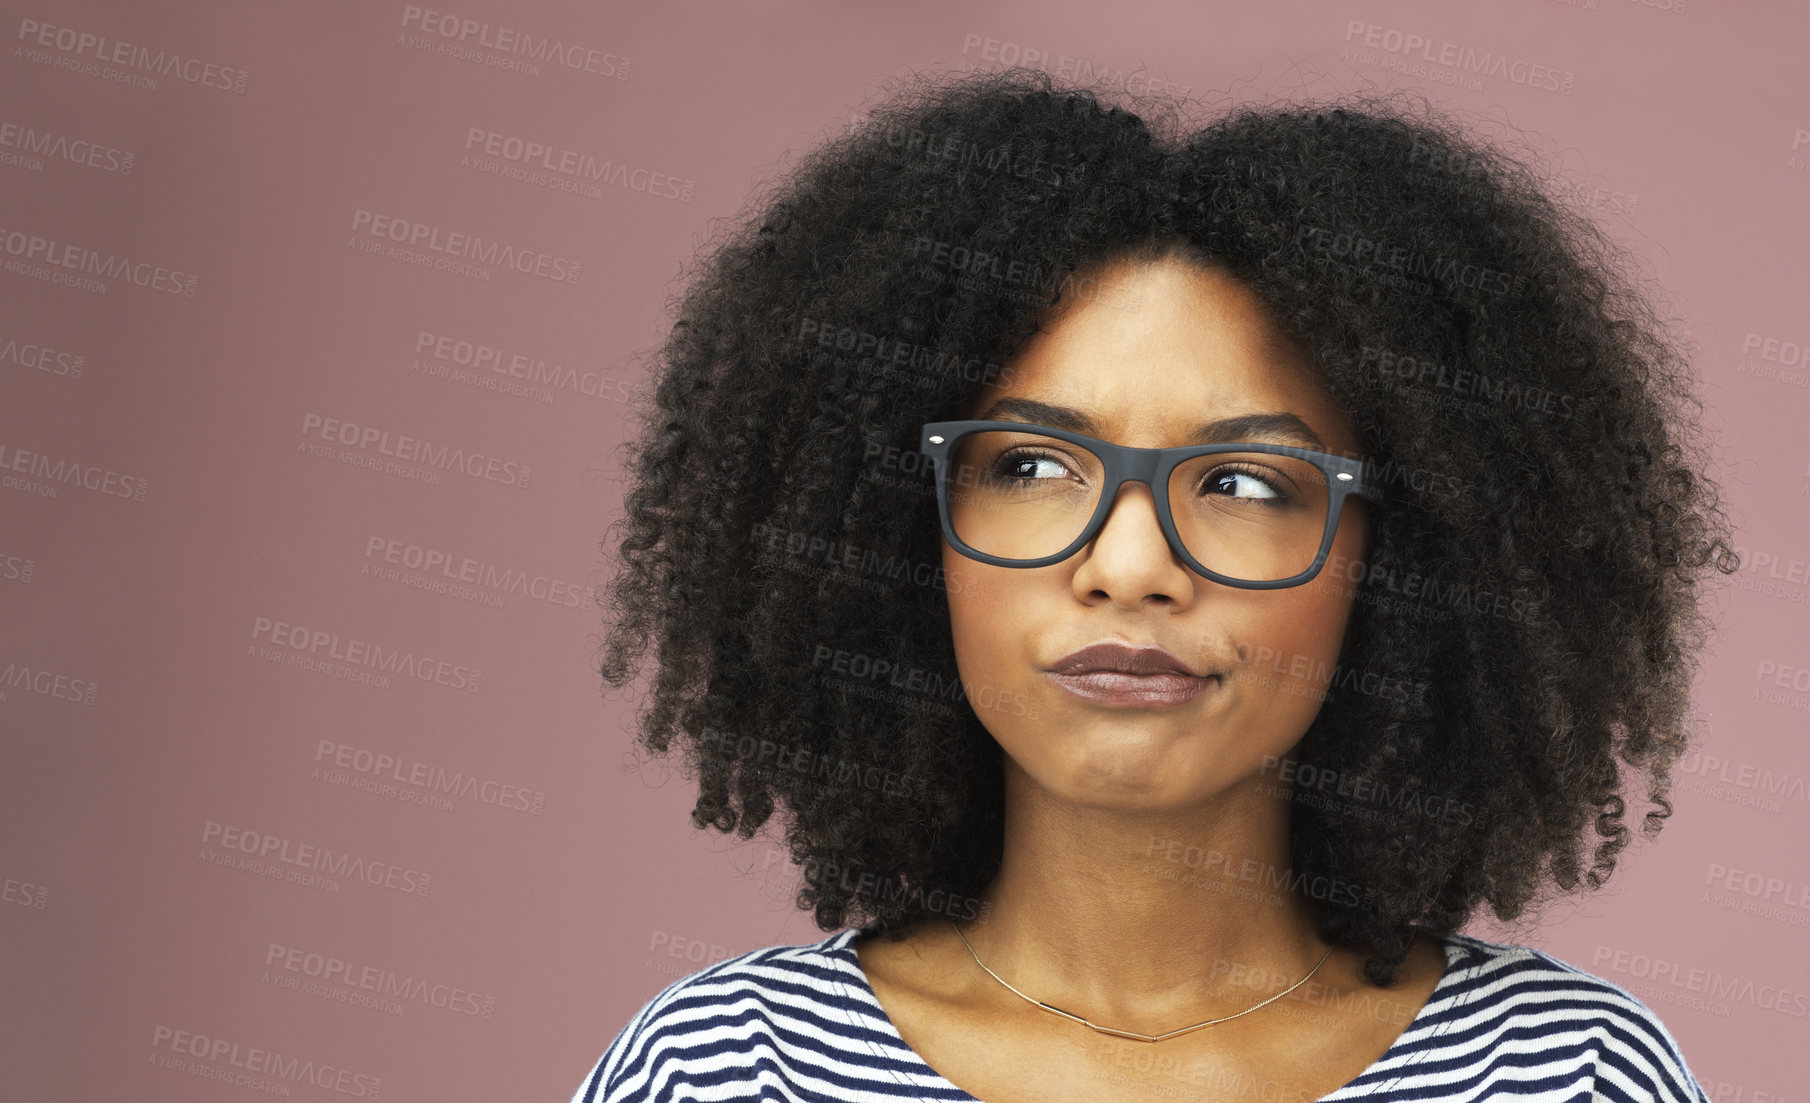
(570, 928, 1714, 1103)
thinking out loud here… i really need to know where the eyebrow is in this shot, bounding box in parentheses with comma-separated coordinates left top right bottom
(974, 396, 1327, 451)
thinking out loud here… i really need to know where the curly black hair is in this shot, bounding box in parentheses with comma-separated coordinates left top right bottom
(591, 66, 1740, 987)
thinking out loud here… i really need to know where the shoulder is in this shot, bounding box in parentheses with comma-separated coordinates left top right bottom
(567, 928, 888, 1103)
(1425, 933, 1711, 1102)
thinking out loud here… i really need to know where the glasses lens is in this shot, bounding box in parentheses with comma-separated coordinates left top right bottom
(947, 430, 1104, 562)
(944, 431, 1331, 582)
(1168, 449, 1330, 582)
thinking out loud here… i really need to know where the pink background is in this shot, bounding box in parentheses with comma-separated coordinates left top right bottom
(3, 1, 1807, 1099)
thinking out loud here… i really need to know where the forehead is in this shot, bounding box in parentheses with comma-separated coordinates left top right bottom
(967, 256, 1355, 450)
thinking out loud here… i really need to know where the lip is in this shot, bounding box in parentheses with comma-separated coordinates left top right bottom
(1046, 670, 1219, 707)
(1048, 642, 1212, 678)
(1044, 641, 1220, 708)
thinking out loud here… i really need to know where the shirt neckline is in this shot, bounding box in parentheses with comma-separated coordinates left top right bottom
(825, 925, 1480, 1102)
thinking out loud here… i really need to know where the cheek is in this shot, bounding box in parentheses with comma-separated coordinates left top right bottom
(941, 544, 1033, 722)
(1230, 522, 1365, 709)
(1233, 601, 1343, 712)
(943, 543, 996, 659)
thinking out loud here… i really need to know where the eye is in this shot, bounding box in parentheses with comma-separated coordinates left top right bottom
(996, 447, 1083, 482)
(1204, 464, 1286, 502)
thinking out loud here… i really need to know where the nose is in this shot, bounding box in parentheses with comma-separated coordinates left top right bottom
(1069, 478, 1199, 604)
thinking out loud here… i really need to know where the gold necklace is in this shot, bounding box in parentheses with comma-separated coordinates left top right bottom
(949, 919, 1335, 1043)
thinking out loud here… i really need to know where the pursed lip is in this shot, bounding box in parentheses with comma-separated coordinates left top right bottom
(1045, 641, 1215, 679)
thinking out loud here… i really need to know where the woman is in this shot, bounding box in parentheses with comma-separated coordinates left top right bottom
(573, 66, 1736, 1102)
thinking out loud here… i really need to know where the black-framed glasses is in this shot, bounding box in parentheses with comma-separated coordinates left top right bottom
(919, 420, 1389, 589)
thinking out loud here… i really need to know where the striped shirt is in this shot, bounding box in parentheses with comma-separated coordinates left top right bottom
(570, 925, 1713, 1102)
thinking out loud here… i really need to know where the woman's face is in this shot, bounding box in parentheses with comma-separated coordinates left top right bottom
(942, 255, 1370, 812)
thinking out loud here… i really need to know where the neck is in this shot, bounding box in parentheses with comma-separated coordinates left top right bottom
(958, 757, 1330, 1027)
